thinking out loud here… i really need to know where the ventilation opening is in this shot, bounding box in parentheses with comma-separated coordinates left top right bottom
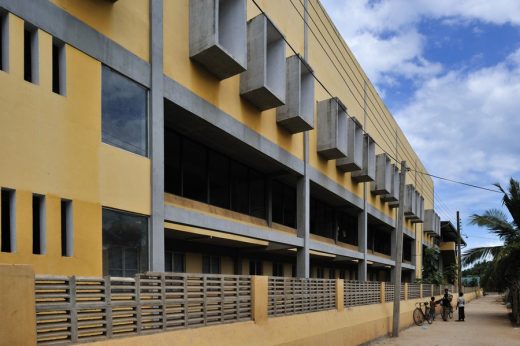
(24, 24, 38, 83)
(52, 38, 66, 95)
(1, 189, 15, 253)
(61, 199, 73, 257)
(32, 194, 45, 255)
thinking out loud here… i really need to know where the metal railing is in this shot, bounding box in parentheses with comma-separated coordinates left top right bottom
(267, 277, 336, 316)
(35, 273, 252, 345)
(344, 280, 380, 307)
(408, 283, 421, 299)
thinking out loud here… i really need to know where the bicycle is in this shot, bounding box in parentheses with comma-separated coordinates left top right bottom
(413, 302, 433, 326)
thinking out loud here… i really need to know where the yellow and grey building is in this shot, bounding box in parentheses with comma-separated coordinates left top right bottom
(0, 0, 442, 282)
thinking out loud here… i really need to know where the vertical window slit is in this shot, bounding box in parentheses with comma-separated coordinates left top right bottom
(1, 189, 15, 253)
(61, 199, 73, 257)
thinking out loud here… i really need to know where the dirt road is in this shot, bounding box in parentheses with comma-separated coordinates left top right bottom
(370, 294, 520, 346)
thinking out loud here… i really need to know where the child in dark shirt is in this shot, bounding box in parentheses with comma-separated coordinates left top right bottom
(429, 296, 437, 321)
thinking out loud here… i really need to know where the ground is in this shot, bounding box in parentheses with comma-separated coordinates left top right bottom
(370, 294, 520, 346)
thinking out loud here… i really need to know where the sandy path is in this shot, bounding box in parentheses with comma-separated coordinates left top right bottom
(369, 294, 520, 346)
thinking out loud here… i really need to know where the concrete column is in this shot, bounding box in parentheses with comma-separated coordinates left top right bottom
(336, 279, 344, 311)
(296, 175, 310, 278)
(251, 276, 268, 324)
(357, 210, 367, 281)
(149, 0, 165, 271)
(0, 265, 36, 345)
(404, 283, 409, 300)
(380, 282, 386, 303)
(266, 177, 273, 228)
(296, 0, 310, 279)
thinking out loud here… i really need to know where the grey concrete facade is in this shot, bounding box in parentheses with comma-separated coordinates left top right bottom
(2, 0, 428, 280)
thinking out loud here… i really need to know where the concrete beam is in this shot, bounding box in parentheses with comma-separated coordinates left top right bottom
(164, 204, 303, 247)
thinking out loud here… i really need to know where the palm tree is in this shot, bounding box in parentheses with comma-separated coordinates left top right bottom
(462, 178, 520, 265)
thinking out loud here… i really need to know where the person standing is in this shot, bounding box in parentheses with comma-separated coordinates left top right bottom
(456, 292, 465, 321)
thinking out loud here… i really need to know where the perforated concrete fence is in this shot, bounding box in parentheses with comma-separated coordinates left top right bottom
(344, 280, 381, 307)
(267, 277, 336, 317)
(408, 283, 421, 299)
(385, 282, 395, 302)
(422, 284, 433, 298)
(35, 273, 252, 345)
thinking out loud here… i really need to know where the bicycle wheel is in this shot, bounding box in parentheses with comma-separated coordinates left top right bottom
(413, 308, 424, 326)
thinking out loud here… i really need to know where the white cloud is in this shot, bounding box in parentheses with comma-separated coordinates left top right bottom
(322, 0, 520, 84)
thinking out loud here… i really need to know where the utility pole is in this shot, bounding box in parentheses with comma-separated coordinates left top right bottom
(392, 161, 407, 337)
(457, 211, 462, 291)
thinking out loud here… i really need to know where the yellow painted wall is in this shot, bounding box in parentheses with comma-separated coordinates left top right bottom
(0, 14, 150, 276)
(50, 0, 149, 62)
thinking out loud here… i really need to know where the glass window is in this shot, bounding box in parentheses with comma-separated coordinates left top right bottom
(1, 189, 14, 253)
(272, 181, 283, 225)
(249, 260, 263, 275)
(164, 130, 182, 195)
(165, 251, 186, 273)
(249, 170, 265, 219)
(182, 138, 208, 202)
(102, 66, 148, 156)
(337, 212, 358, 246)
(209, 151, 230, 209)
(271, 180, 296, 228)
(328, 268, 335, 279)
(230, 161, 249, 214)
(202, 255, 221, 274)
(102, 208, 148, 277)
(316, 267, 324, 279)
(272, 262, 284, 277)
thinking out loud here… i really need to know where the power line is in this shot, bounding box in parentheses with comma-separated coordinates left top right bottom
(409, 169, 502, 193)
(249, 0, 503, 205)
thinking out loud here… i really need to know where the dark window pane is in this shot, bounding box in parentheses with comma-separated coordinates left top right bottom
(283, 185, 296, 228)
(173, 253, 185, 272)
(182, 138, 208, 202)
(24, 29, 32, 82)
(272, 263, 284, 277)
(249, 170, 265, 219)
(102, 208, 148, 277)
(202, 256, 211, 274)
(209, 151, 230, 209)
(230, 162, 249, 214)
(102, 66, 148, 156)
(165, 251, 173, 272)
(1, 189, 13, 252)
(271, 181, 283, 224)
(165, 131, 182, 195)
(211, 256, 221, 274)
(249, 260, 262, 275)
(337, 212, 358, 246)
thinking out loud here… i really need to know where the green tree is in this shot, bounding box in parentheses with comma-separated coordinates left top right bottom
(463, 178, 520, 290)
(421, 247, 443, 284)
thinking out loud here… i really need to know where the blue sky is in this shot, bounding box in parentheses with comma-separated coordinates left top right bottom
(322, 0, 520, 260)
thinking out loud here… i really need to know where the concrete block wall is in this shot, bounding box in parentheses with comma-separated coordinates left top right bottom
(337, 117, 363, 172)
(276, 54, 314, 133)
(317, 97, 348, 160)
(351, 134, 376, 183)
(371, 153, 392, 195)
(240, 14, 286, 110)
(189, 0, 247, 80)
